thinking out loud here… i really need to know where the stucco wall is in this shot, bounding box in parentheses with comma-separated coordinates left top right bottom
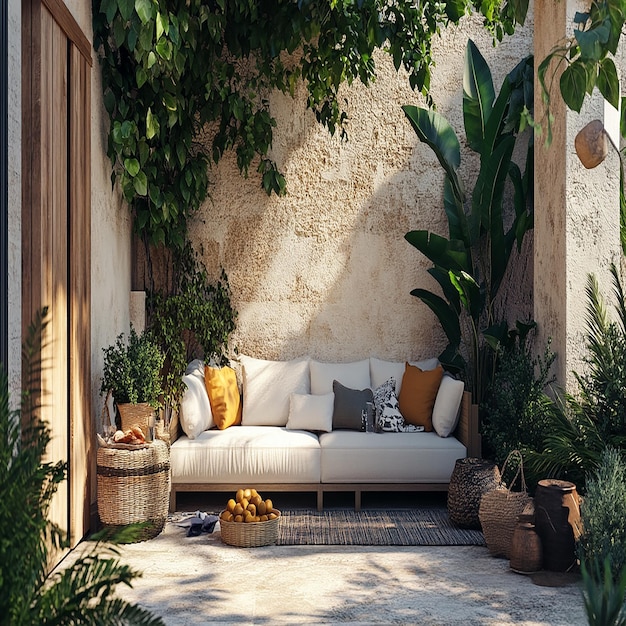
(189, 14, 534, 363)
(534, 0, 622, 391)
(7, 0, 21, 399)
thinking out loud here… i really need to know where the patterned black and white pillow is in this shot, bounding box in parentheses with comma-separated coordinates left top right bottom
(373, 377, 424, 433)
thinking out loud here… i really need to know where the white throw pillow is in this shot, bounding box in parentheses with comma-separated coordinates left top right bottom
(185, 358, 206, 380)
(286, 392, 334, 432)
(432, 375, 465, 437)
(310, 359, 370, 395)
(370, 357, 440, 395)
(179, 373, 214, 439)
(240, 355, 310, 426)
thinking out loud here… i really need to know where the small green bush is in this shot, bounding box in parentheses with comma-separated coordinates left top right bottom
(579, 448, 626, 582)
(100, 327, 165, 408)
(481, 339, 557, 468)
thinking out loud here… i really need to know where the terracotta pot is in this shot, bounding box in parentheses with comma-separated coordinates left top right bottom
(575, 120, 608, 169)
(534, 479, 581, 572)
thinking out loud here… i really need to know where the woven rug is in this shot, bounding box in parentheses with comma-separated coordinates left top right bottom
(275, 508, 485, 546)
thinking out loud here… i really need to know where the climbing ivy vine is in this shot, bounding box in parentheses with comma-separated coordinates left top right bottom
(92, 0, 530, 249)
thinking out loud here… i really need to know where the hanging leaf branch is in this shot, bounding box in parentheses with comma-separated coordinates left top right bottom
(538, 0, 625, 144)
(92, 0, 529, 248)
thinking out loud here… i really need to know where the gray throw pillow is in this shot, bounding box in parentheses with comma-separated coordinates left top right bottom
(332, 380, 374, 430)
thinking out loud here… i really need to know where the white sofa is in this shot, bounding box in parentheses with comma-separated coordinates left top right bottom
(168, 356, 480, 511)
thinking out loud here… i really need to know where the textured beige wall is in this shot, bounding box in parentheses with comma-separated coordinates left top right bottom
(189, 15, 534, 363)
(534, 0, 622, 391)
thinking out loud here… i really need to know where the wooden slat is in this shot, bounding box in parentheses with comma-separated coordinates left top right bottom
(69, 45, 91, 543)
(46, 9, 69, 549)
(41, 0, 91, 65)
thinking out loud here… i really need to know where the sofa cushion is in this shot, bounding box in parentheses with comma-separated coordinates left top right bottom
(204, 365, 242, 430)
(319, 430, 465, 483)
(185, 359, 206, 381)
(287, 392, 334, 432)
(432, 375, 465, 437)
(310, 359, 370, 395)
(370, 357, 439, 395)
(170, 426, 321, 484)
(373, 378, 423, 433)
(240, 355, 310, 426)
(179, 373, 214, 439)
(332, 381, 373, 431)
(398, 363, 444, 431)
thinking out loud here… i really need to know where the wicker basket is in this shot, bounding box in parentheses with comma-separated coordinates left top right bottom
(479, 451, 532, 558)
(116, 402, 155, 435)
(220, 510, 281, 547)
(97, 439, 170, 542)
(447, 458, 501, 529)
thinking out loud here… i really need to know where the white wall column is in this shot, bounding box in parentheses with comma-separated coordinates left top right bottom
(534, 0, 622, 391)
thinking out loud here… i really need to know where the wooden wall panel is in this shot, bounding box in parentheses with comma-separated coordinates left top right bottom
(69, 45, 91, 541)
(22, 0, 92, 553)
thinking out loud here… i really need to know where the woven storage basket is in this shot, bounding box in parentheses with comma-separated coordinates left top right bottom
(116, 402, 155, 435)
(479, 451, 532, 558)
(220, 511, 281, 547)
(97, 439, 170, 542)
(447, 458, 501, 529)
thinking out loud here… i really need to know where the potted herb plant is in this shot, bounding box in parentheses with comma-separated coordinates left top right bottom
(100, 327, 165, 434)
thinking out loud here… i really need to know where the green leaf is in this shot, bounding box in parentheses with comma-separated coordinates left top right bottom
(147, 51, 157, 69)
(575, 27, 606, 61)
(156, 38, 172, 60)
(156, 11, 168, 40)
(597, 58, 620, 110)
(410, 288, 462, 347)
(136, 66, 148, 88)
(471, 136, 515, 296)
(463, 39, 495, 152)
(100, 0, 117, 23)
(402, 105, 464, 204)
(163, 93, 177, 111)
(118, 0, 134, 20)
(146, 108, 160, 139)
(560, 62, 588, 113)
(124, 158, 140, 177)
(133, 171, 148, 196)
(621, 97, 626, 140)
(134, 0, 153, 24)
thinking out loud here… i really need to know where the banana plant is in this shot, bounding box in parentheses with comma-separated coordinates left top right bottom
(403, 40, 534, 405)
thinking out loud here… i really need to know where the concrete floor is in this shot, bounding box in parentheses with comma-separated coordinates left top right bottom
(95, 491, 587, 625)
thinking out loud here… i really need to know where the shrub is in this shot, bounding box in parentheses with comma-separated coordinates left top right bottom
(100, 327, 165, 408)
(481, 337, 557, 468)
(578, 448, 626, 582)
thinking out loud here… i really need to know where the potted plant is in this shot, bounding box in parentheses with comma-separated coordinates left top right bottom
(100, 326, 165, 434)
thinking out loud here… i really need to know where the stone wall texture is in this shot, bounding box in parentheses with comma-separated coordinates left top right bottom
(189, 15, 535, 363)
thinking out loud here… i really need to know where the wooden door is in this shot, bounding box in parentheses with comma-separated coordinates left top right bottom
(22, 0, 92, 552)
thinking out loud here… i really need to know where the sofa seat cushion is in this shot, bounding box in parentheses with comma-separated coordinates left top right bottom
(170, 426, 321, 484)
(319, 431, 465, 483)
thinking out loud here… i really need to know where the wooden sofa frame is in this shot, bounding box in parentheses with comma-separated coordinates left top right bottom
(168, 391, 481, 512)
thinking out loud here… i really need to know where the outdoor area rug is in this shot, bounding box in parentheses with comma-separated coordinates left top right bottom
(275, 508, 485, 546)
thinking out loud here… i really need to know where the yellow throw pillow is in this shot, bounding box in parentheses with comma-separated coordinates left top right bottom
(204, 365, 242, 430)
(398, 363, 444, 431)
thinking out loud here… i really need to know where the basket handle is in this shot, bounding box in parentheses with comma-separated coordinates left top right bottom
(500, 449, 527, 493)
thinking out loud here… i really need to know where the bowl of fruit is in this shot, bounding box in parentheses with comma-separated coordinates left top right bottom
(219, 488, 281, 547)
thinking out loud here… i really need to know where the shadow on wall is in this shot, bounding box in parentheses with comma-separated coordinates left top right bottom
(188, 24, 534, 364)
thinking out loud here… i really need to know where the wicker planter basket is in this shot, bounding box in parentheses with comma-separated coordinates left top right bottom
(479, 451, 532, 558)
(97, 439, 170, 542)
(447, 458, 501, 529)
(116, 402, 155, 434)
(220, 511, 281, 547)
